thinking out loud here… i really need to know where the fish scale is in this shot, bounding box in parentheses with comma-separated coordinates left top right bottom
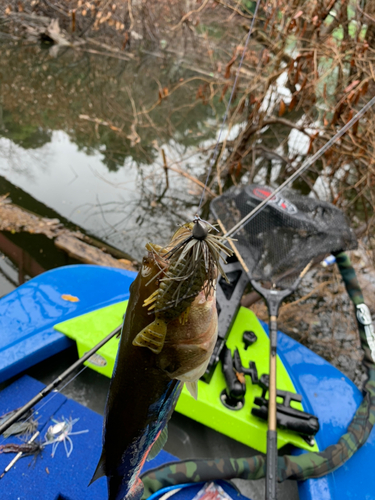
(90, 244, 219, 500)
(132, 221, 230, 354)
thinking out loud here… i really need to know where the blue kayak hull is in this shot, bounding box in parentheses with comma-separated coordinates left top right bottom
(0, 375, 250, 500)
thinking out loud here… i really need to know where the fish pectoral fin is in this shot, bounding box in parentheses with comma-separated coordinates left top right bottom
(132, 320, 167, 354)
(147, 426, 168, 462)
(185, 381, 198, 400)
(178, 307, 191, 325)
(88, 453, 106, 486)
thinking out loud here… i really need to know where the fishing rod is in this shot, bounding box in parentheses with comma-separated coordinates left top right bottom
(223, 94, 375, 239)
(0, 324, 122, 437)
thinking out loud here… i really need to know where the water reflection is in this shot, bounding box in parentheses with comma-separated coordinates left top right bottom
(0, 42, 225, 260)
(0, 251, 18, 296)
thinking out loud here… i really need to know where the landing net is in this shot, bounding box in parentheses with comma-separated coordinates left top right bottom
(211, 184, 358, 289)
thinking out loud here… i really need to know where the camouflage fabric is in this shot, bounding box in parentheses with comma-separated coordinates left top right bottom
(141, 458, 266, 498)
(333, 252, 364, 306)
(334, 251, 375, 366)
(141, 253, 375, 498)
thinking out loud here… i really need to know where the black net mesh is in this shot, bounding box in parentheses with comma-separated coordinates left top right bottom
(210, 184, 357, 289)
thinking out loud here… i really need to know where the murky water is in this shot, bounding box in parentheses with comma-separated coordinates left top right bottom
(0, 41, 227, 296)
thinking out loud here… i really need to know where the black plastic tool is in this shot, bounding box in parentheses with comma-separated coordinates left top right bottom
(219, 344, 320, 440)
(233, 347, 259, 385)
(252, 377, 320, 438)
(219, 345, 245, 409)
(243, 331, 257, 349)
(202, 253, 249, 383)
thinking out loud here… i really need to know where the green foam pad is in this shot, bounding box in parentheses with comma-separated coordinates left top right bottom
(55, 303, 318, 453)
(175, 307, 319, 453)
(54, 301, 128, 378)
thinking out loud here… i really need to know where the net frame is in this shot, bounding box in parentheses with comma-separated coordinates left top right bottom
(211, 184, 357, 289)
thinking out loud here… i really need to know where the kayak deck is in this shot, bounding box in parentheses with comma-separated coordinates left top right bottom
(0, 265, 136, 384)
(54, 299, 375, 500)
(1, 266, 375, 499)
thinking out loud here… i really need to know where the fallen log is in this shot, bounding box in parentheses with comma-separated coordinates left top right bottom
(54, 234, 135, 270)
(0, 195, 137, 272)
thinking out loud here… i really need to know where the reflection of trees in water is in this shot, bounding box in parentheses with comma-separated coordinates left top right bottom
(0, 44, 224, 173)
(0, 104, 53, 180)
(0, 109, 52, 149)
(75, 149, 202, 260)
(0, 43, 228, 257)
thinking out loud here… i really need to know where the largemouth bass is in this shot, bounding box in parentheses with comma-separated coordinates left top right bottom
(90, 219, 230, 500)
(133, 219, 231, 354)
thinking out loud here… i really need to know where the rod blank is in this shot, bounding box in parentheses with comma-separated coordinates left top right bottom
(0, 325, 122, 437)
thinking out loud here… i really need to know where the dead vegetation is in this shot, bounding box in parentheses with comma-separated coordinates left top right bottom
(2, 0, 373, 245)
(248, 243, 375, 387)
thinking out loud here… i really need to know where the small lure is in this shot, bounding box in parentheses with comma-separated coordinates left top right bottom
(0, 441, 42, 456)
(0, 431, 42, 479)
(44, 417, 89, 458)
(0, 408, 38, 438)
(133, 217, 232, 354)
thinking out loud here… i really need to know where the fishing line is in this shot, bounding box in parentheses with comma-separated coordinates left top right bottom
(224, 94, 375, 239)
(197, 0, 262, 211)
(0, 364, 89, 447)
(31, 364, 89, 416)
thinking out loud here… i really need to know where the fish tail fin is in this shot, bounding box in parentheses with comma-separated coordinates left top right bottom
(132, 319, 167, 354)
(109, 476, 144, 500)
(88, 452, 106, 486)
